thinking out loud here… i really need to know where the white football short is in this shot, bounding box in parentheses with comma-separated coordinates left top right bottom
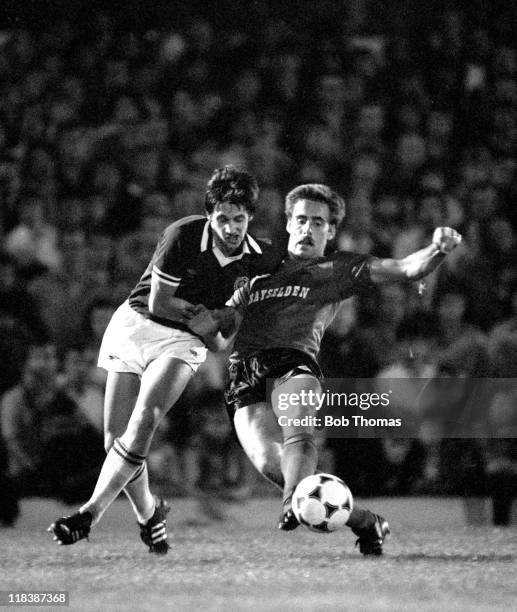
(97, 300, 207, 376)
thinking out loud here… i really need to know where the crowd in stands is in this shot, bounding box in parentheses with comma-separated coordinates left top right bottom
(1, 2, 516, 526)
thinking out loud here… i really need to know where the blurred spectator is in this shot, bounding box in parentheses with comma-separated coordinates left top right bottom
(320, 298, 382, 379)
(54, 122, 91, 197)
(0, 432, 19, 526)
(485, 325, 517, 525)
(194, 391, 250, 494)
(81, 297, 118, 350)
(21, 146, 59, 217)
(390, 132, 428, 194)
(374, 310, 440, 495)
(0, 249, 47, 403)
(435, 289, 479, 349)
(169, 187, 205, 220)
(377, 438, 428, 495)
(424, 334, 491, 499)
(249, 186, 286, 246)
(0, 314, 32, 398)
(76, 297, 117, 390)
(4, 195, 62, 277)
(354, 103, 386, 153)
(425, 109, 454, 165)
(359, 283, 410, 371)
(433, 222, 502, 330)
(57, 346, 104, 434)
(25, 268, 83, 349)
(247, 116, 296, 188)
(0, 250, 48, 344)
(346, 149, 382, 230)
(0, 344, 104, 504)
(370, 189, 406, 257)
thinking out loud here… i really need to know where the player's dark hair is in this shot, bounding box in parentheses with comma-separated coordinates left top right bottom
(285, 184, 345, 226)
(205, 165, 259, 215)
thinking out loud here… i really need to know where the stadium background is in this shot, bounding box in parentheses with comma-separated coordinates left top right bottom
(1, 0, 516, 528)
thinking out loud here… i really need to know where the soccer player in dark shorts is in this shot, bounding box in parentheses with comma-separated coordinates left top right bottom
(49, 166, 278, 554)
(189, 183, 462, 555)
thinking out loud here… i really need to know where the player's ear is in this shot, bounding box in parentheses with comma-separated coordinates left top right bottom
(327, 224, 336, 241)
(286, 216, 292, 233)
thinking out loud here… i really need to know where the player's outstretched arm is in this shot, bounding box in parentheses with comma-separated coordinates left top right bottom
(369, 227, 462, 284)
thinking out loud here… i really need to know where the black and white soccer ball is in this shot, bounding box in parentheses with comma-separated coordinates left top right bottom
(292, 473, 353, 533)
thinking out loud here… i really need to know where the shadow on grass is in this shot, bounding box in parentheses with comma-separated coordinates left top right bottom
(390, 552, 517, 562)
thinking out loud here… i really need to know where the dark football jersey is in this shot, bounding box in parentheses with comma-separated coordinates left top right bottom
(228, 251, 372, 362)
(129, 215, 273, 331)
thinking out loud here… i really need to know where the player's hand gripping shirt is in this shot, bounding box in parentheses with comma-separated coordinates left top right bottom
(227, 251, 372, 363)
(129, 215, 273, 332)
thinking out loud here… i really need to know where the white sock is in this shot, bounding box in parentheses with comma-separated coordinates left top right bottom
(81, 439, 145, 524)
(124, 462, 156, 524)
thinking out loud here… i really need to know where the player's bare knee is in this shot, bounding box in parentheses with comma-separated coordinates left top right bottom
(283, 430, 315, 447)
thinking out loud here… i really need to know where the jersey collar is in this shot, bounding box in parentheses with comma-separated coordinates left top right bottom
(200, 221, 262, 266)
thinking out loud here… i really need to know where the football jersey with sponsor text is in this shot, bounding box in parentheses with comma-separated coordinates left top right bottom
(129, 215, 275, 331)
(227, 251, 372, 362)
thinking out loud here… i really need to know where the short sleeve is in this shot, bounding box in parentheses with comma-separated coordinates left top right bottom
(151, 224, 188, 288)
(333, 252, 373, 299)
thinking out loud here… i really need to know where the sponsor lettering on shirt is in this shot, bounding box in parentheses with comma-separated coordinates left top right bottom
(248, 285, 310, 304)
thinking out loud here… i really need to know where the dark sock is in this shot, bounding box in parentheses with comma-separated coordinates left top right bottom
(346, 506, 376, 533)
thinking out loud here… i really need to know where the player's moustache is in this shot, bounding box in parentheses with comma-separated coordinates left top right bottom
(298, 236, 314, 245)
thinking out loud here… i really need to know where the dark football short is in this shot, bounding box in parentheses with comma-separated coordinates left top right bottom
(225, 348, 322, 414)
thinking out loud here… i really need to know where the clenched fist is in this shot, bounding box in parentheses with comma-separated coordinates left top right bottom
(432, 227, 462, 254)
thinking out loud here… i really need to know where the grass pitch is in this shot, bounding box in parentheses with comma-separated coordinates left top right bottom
(1, 497, 516, 611)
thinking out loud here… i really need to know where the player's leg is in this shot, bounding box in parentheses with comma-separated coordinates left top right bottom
(233, 402, 284, 489)
(81, 356, 193, 521)
(103, 371, 140, 453)
(232, 373, 320, 528)
(271, 374, 319, 528)
(233, 384, 389, 549)
(271, 373, 389, 548)
(103, 371, 156, 525)
(49, 356, 194, 548)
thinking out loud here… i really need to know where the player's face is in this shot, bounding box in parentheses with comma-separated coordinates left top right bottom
(286, 199, 335, 259)
(209, 202, 252, 256)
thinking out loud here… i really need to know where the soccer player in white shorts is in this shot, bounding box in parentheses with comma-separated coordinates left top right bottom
(49, 165, 276, 553)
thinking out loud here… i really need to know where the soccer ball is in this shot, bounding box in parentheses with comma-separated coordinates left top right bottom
(292, 473, 353, 533)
